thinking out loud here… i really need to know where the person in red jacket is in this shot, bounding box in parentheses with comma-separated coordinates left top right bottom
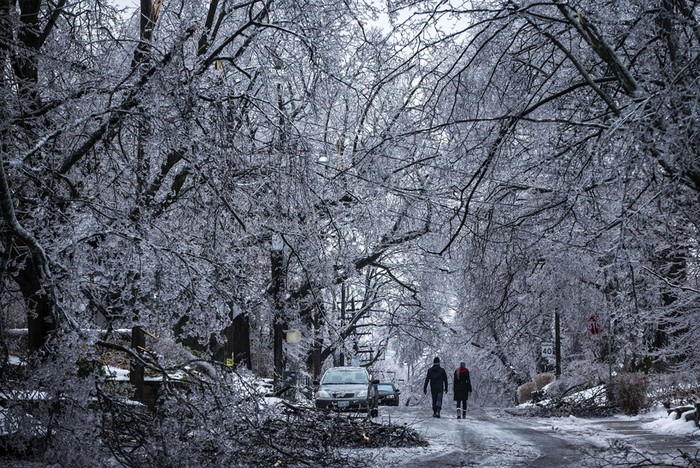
(423, 356, 448, 418)
(453, 362, 472, 419)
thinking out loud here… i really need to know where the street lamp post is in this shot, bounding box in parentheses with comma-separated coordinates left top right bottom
(283, 328, 302, 400)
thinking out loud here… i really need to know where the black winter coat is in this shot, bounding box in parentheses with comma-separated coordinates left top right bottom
(453, 367, 472, 401)
(423, 364, 448, 394)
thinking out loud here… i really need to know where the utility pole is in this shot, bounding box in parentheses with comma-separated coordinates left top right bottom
(339, 285, 346, 366)
(607, 315, 614, 382)
(554, 310, 561, 378)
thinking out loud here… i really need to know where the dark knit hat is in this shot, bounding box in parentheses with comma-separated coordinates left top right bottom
(433, 356, 440, 364)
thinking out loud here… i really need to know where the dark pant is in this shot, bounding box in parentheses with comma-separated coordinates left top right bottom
(431, 391, 444, 413)
(456, 399, 468, 416)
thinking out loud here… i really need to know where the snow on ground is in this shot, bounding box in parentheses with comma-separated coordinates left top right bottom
(643, 407, 700, 436)
(340, 403, 700, 467)
(542, 406, 690, 431)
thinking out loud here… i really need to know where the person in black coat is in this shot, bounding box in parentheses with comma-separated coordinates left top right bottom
(453, 361, 472, 419)
(423, 356, 449, 418)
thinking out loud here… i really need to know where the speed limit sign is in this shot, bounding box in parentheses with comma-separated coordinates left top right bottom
(541, 342, 554, 358)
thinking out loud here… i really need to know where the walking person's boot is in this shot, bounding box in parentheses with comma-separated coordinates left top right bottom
(457, 408, 461, 419)
(462, 409, 467, 419)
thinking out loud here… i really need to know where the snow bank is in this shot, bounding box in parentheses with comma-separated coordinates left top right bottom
(643, 408, 700, 436)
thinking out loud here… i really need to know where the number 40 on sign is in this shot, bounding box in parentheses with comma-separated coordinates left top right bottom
(541, 342, 555, 358)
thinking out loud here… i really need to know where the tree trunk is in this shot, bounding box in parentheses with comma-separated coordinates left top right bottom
(130, 326, 145, 404)
(14, 251, 56, 352)
(270, 245, 286, 387)
(215, 311, 251, 369)
(1, 0, 56, 354)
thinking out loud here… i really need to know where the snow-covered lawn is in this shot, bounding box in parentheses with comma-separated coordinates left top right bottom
(545, 406, 699, 438)
(644, 408, 700, 435)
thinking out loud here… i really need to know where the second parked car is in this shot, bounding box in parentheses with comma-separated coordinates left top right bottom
(376, 382, 401, 406)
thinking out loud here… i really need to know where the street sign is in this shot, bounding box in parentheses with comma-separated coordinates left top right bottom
(541, 342, 554, 358)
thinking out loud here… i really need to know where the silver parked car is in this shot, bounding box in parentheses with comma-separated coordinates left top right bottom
(313, 366, 379, 416)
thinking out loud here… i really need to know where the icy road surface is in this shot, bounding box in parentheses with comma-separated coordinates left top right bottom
(356, 405, 700, 467)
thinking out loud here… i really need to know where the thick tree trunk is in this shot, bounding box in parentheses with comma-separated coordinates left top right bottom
(231, 313, 251, 369)
(11, 0, 42, 113)
(215, 312, 251, 369)
(270, 246, 286, 387)
(0, 0, 57, 353)
(303, 304, 324, 379)
(0, 173, 56, 352)
(130, 326, 145, 404)
(14, 251, 56, 352)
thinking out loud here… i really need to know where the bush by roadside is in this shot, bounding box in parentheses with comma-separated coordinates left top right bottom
(517, 382, 537, 405)
(606, 373, 650, 415)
